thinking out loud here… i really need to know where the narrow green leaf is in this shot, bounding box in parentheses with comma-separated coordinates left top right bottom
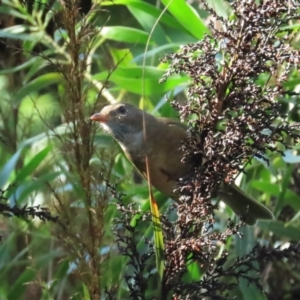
(8, 268, 36, 300)
(186, 261, 201, 281)
(10, 171, 60, 204)
(236, 227, 266, 300)
(0, 57, 43, 75)
(0, 25, 43, 41)
(15, 146, 51, 183)
(21, 123, 73, 147)
(281, 23, 300, 30)
(13, 72, 62, 104)
(102, 0, 187, 32)
(161, 0, 209, 39)
(252, 180, 300, 211)
(0, 5, 30, 20)
(235, 226, 255, 256)
(128, 6, 168, 45)
(101, 26, 151, 44)
(150, 193, 164, 299)
(82, 283, 91, 300)
(258, 220, 300, 239)
(109, 48, 134, 67)
(239, 276, 267, 300)
(93, 66, 190, 96)
(251, 181, 280, 195)
(275, 165, 293, 216)
(133, 43, 181, 62)
(0, 147, 24, 189)
(205, 0, 231, 18)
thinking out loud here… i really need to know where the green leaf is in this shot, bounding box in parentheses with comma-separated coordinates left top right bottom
(251, 181, 280, 195)
(252, 180, 300, 211)
(0, 140, 54, 191)
(82, 283, 91, 300)
(128, 6, 168, 45)
(161, 0, 209, 39)
(0, 5, 30, 20)
(100, 26, 151, 44)
(280, 23, 300, 30)
(150, 193, 164, 299)
(109, 48, 134, 67)
(0, 57, 43, 75)
(7, 268, 36, 300)
(236, 227, 266, 300)
(258, 220, 300, 239)
(10, 171, 60, 204)
(235, 226, 255, 256)
(205, 0, 231, 18)
(239, 276, 267, 300)
(186, 261, 201, 281)
(0, 147, 24, 189)
(0, 25, 43, 41)
(93, 66, 190, 96)
(102, 0, 187, 32)
(133, 43, 181, 62)
(15, 146, 51, 183)
(14, 72, 62, 104)
(21, 123, 74, 147)
(275, 165, 293, 216)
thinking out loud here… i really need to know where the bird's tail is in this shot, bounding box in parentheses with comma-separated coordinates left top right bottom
(219, 184, 274, 225)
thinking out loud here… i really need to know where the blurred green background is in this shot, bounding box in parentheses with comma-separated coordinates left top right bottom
(0, 0, 299, 299)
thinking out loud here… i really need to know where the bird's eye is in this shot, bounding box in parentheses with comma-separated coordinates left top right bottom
(118, 106, 127, 114)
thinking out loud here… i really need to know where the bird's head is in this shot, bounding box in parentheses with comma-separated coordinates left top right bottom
(90, 103, 146, 144)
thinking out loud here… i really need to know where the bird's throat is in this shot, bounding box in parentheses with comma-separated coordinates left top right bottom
(119, 130, 146, 155)
(101, 122, 149, 160)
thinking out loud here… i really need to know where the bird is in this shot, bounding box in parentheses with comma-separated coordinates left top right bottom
(90, 103, 274, 225)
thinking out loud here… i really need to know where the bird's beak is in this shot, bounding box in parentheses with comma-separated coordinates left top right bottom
(90, 113, 109, 123)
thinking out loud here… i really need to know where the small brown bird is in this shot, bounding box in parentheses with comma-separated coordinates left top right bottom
(91, 103, 274, 225)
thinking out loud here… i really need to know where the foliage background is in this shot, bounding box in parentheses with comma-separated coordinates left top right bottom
(0, 0, 299, 299)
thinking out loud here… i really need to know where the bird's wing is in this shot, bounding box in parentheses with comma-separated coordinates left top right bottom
(157, 117, 188, 130)
(142, 117, 191, 198)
